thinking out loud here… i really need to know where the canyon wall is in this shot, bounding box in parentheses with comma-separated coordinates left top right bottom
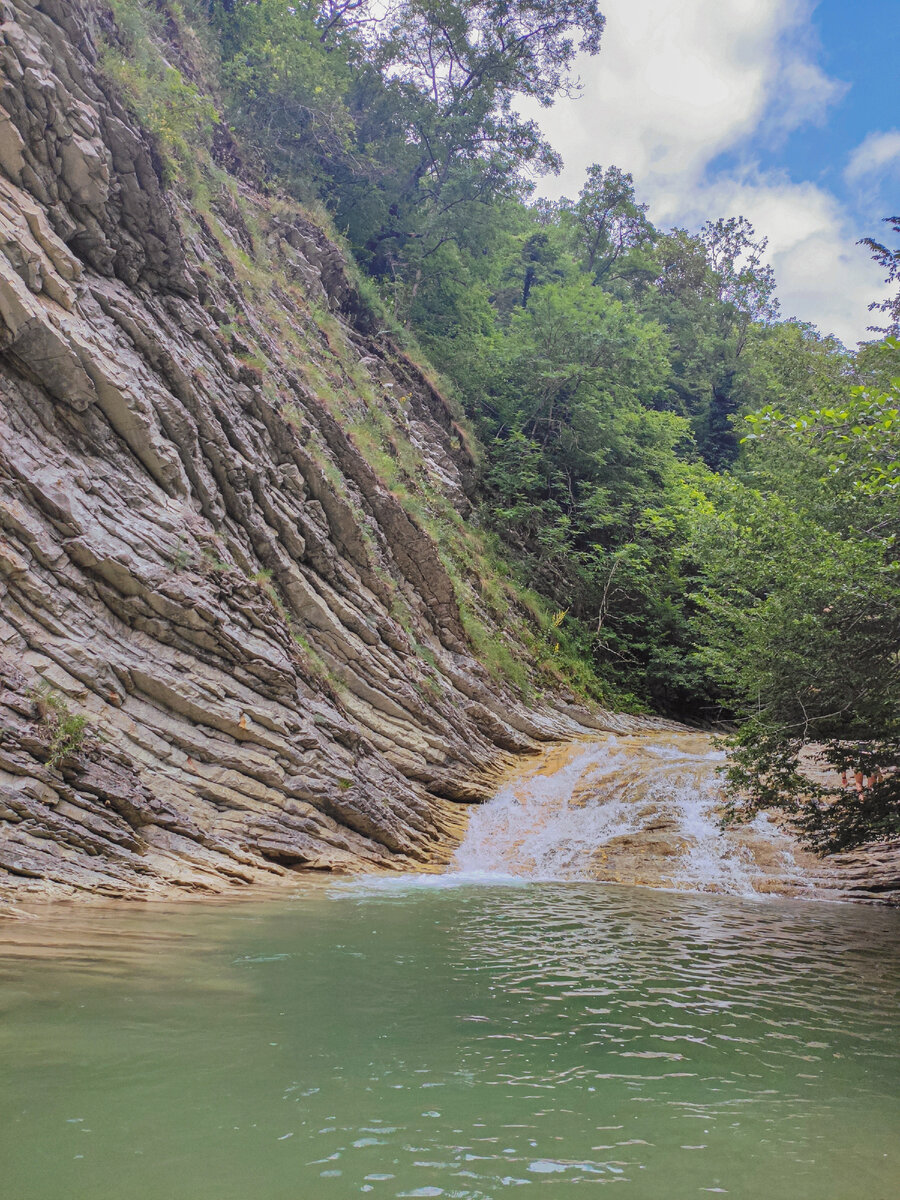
(0, 0, 636, 902)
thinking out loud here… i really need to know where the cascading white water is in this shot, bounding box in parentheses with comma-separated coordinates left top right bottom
(451, 733, 814, 898)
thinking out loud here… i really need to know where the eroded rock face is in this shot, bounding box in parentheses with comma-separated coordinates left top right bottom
(0, 0, 616, 902)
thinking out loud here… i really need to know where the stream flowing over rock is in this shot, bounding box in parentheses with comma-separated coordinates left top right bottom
(452, 732, 898, 903)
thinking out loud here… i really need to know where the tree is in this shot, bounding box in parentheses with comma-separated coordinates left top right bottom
(746, 347, 900, 498)
(456, 276, 719, 708)
(700, 216, 779, 331)
(211, 0, 605, 302)
(860, 215, 900, 337)
(737, 320, 852, 419)
(692, 342, 900, 851)
(354, 0, 605, 276)
(377, 0, 605, 108)
(639, 219, 780, 468)
(212, 0, 358, 183)
(566, 164, 653, 283)
(692, 217, 780, 467)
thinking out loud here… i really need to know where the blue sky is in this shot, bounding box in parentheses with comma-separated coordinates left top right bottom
(719, 0, 899, 222)
(530, 0, 898, 345)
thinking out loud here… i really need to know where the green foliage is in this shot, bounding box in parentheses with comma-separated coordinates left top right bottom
(103, 0, 218, 184)
(447, 274, 711, 708)
(211, 0, 605, 285)
(212, 0, 355, 188)
(169, 535, 194, 572)
(859, 215, 900, 336)
(565, 164, 654, 283)
(28, 683, 90, 769)
(744, 339, 900, 496)
(689, 354, 900, 850)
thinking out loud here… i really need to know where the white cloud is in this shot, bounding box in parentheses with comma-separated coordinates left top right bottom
(844, 129, 900, 184)
(522, 0, 884, 344)
(674, 172, 890, 346)
(529, 0, 835, 199)
(758, 57, 848, 141)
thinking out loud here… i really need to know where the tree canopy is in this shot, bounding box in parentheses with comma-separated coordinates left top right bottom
(861, 215, 900, 336)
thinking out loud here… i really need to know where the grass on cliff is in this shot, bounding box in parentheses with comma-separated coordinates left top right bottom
(101, 1, 218, 186)
(95, 0, 613, 712)
(27, 682, 90, 769)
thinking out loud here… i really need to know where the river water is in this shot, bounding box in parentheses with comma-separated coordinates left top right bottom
(1, 736, 899, 1199)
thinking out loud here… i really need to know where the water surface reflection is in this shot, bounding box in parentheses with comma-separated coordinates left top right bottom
(1, 883, 898, 1199)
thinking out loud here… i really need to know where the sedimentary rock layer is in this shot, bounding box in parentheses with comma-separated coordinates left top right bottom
(0, 0, 626, 901)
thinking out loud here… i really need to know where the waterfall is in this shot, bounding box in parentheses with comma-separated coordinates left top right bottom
(451, 733, 814, 898)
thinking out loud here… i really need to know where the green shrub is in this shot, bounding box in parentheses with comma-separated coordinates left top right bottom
(28, 683, 90, 768)
(102, 0, 218, 185)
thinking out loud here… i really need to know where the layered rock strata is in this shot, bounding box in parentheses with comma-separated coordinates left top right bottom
(0, 0, 632, 902)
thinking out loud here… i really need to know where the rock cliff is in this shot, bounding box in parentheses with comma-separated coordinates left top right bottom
(0, 0, 636, 902)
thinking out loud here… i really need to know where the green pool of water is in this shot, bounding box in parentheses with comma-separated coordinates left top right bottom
(1, 879, 898, 1199)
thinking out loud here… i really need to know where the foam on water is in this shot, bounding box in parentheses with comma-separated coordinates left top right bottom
(333, 870, 528, 898)
(451, 744, 638, 882)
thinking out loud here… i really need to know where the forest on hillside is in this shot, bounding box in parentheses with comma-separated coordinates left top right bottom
(111, 0, 899, 851)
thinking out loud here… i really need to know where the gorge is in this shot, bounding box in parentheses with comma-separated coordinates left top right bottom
(0, 5, 898, 1198)
(0, 0, 628, 903)
(1, 0, 896, 909)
